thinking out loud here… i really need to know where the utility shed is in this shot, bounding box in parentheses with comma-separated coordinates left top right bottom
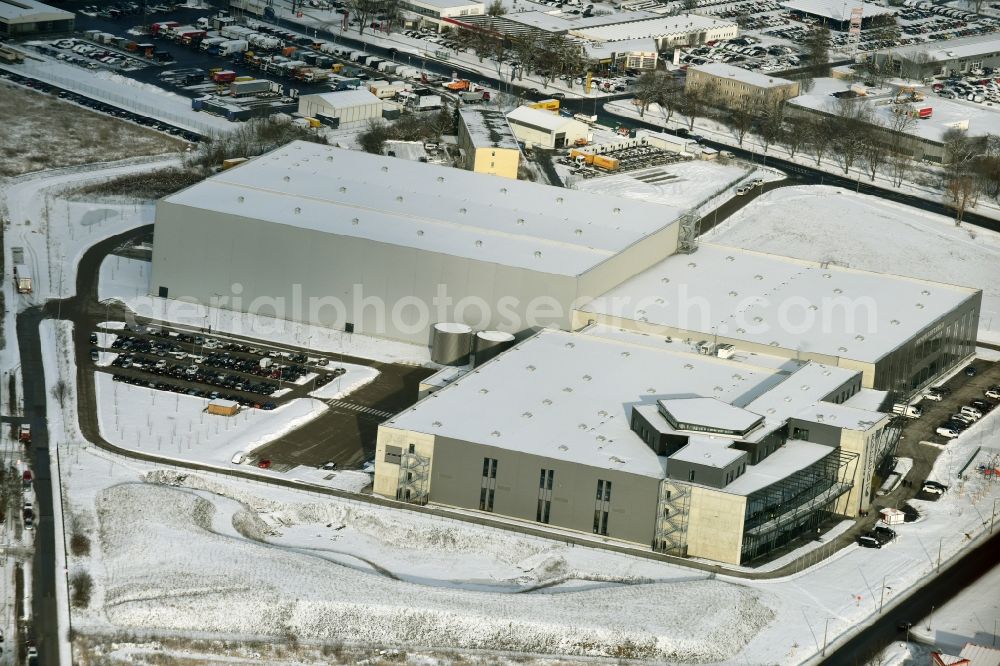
(0, 0, 74, 36)
(297, 89, 385, 128)
(207, 399, 240, 416)
(506, 105, 591, 149)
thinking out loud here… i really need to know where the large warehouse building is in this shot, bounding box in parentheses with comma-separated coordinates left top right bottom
(573, 244, 980, 401)
(0, 0, 73, 37)
(376, 325, 898, 564)
(150, 142, 683, 344)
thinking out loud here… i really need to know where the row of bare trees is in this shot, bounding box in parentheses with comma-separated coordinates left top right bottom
(634, 73, 1000, 224)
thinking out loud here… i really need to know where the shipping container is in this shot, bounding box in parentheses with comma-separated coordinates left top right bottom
(230, 78, 271, 96)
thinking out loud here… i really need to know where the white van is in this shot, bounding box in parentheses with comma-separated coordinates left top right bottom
(892, 402, 923, 418)
(959, 405, 983, 420)
(231, 451, 247, 464)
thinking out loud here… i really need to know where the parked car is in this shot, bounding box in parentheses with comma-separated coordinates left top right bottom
(936, 426, 961, 438)
(922, 480, 947, 494)
(858, 535, 882, 548)
(871, 526, 895, 544)
(986, 389, 1000, 400)
(959, 405, 983, 420)
(257, 459, 272, 469)
(964, 364, 978, 376)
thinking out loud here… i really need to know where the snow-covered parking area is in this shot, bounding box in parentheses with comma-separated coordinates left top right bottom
(94, 372, 328, 468)
(711, 185, 1000, 344)
(574, 160, 750, 210)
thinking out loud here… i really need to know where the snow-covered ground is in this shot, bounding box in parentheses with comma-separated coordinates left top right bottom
(94, 372, 326, 468)
(1, 54, 234, 136)
(710, 185, 1000, 345)
(910, 559, 1000, 653)
(574, 160, 748, 210)
(3, 158, 170, 309)
(98, 254, 150, 302)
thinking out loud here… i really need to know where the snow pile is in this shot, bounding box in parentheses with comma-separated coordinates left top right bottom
(711, 185, 1000, 344)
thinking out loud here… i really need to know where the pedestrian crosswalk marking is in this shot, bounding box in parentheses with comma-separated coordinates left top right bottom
(325, 400, 394, 419)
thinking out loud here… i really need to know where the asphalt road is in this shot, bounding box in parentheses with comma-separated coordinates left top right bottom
(822, 529, 1000, 665)
(15, 306, 60, 666)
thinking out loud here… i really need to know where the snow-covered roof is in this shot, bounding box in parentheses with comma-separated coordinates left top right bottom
(571, 14, 735, 42)
(0, 0, 73, 22)
(669, 436, 744, 468)
(887, 33, 1000, 63)
(302, 88, 382, 109)
(587, 38, 659, 58)
(795, 402, 886, 432)
(459, 108, 520, 150)
(689, 62, 797, 89)
(503, 10, 575, 32)
(386, 328, 870, 477)
(724, 439, 835, 495)
(659, 397, 763, 434)
(163, 142, 679, 277)
(578, 243, 979, 363)
(419, 365, 470, 389)
(406, 0, 483, 9)
(506, 105, 583, 133)
(842, 388, 888, 412)
(959, 644, 1000, 666)
(788, 83, 1000, 143)
(780, 0, 894, 21)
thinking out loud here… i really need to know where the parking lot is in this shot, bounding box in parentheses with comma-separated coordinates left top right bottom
(560, 144, 694, 178)
(890, 357, 1000, 503)
(83, 317, 434, 472)
(92, 323, 345, 411)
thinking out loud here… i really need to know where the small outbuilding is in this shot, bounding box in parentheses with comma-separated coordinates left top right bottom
(297, 89, 385, 129)
(879, 507, 905, 526)
(506, 105, 591, 149)
(207, 398, 240, 417)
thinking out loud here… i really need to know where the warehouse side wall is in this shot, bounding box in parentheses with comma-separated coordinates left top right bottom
(151, 201, 579, 343)
(424, 436, 662, 547)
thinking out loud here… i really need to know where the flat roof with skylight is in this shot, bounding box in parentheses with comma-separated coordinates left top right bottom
(571, 14, 735, 42)
(386, 327, 872, 478)
(690, 63, 797, 89)
(578, 243, 979, 363)
(162, 141, 680, 277)
(780, 0, 894, 22)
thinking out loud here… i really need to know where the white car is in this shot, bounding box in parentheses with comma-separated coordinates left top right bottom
(959, 405, 983, 420)
(231, 451, 246, 464)
(735, 185, 751, 195)
(936, 426, 960, 439)
(921, 482, 945, 495)
(986, 389, 1000, 399)
(923, 392, 943, 401)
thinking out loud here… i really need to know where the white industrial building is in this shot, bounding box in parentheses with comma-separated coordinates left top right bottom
(506, 106, 592, 149)
(376, 325, 898, 564)
(569, 14, 738, 50)
(573, 244, 980, 399)
(297, 89, 385, 128)
(150, 141, 683, 345)
(399, 0, 484, 31)
(0, 0, 73, 36)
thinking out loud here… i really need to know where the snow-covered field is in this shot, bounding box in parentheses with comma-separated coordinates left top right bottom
(711, 185, 1000, 344)
(575, 160, 747, 210)
(94, 372, 327, 467)
(63, 451, 775, 662)
(98, 254, 150, 302)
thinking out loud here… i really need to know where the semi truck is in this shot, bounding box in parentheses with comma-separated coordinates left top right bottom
(217, 39, 249, 56)
(230, 78, 271, 96)
(400, 88, 442, 110)
(13, 264, 31, 294)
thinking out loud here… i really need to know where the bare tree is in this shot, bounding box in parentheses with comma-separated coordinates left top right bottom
(803, 25, 831, 80)
(51, 380, 68, 409)
(755, 100, 785, 154)
(946, 173, 977, 225)
(807, 117, 834, 166)
(633, 71, 660, 118)
(829, 98, 871, 174)
(725, 94, 757, 146)
(348, 0, 398, 35)
(487, 0, 507, 14)
(782, 115, 810, 159)
(679, 82, 715, 132)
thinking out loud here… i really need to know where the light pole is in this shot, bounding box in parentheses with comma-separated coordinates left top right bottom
(991, 497, 999, 534)
(821, 617, 830, 656)
(926, 605, 935, 632)
(879, 575, 888, 614)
